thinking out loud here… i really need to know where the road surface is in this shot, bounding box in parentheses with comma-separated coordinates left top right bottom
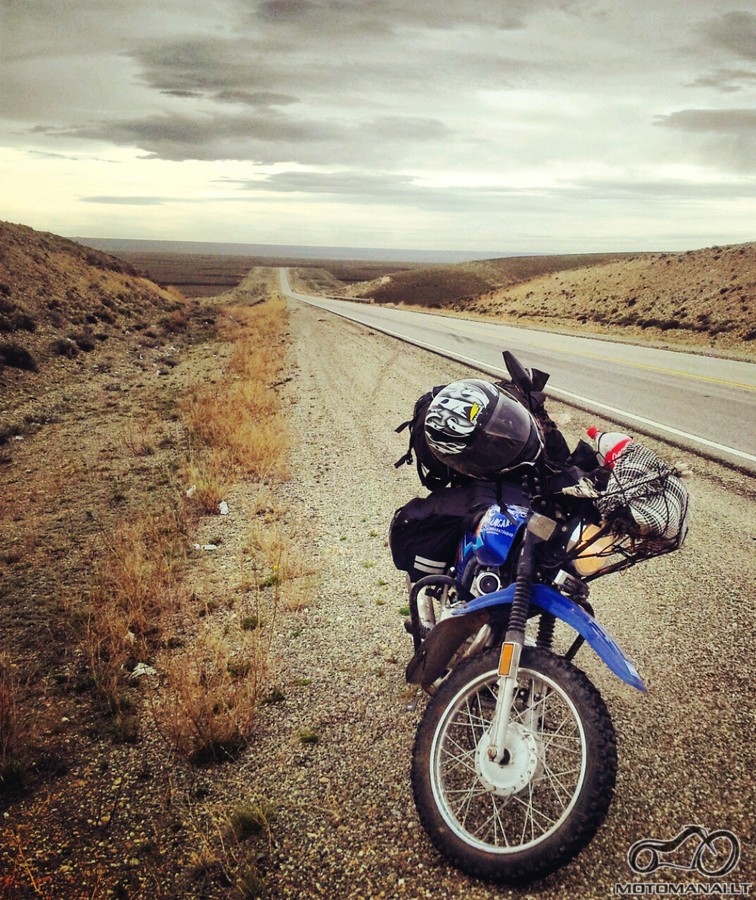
(279, 268, 756, 475)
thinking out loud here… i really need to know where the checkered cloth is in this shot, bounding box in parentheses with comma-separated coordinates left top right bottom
(596, 443, 689, 547)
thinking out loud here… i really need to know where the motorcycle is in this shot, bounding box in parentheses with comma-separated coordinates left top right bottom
(398, 351, 688, 884)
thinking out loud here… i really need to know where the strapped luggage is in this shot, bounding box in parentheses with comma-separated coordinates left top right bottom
(389, 483, 503, 583)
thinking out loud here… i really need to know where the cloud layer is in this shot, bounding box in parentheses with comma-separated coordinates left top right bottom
(1, 0, 754, 250)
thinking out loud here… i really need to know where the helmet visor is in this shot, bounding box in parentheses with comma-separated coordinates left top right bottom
(454, 392, 543, 477)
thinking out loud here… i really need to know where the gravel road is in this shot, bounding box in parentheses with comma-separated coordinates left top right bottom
(246, 299, 754, 898)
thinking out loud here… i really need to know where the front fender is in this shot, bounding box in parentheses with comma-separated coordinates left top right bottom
(453, 583, 647, 691)
(405, 610, 490, 687)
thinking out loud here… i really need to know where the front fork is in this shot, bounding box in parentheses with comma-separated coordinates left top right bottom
(486, 514, 556, 763)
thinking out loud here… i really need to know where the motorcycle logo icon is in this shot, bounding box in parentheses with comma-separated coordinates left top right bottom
(628, 825, 740, 878)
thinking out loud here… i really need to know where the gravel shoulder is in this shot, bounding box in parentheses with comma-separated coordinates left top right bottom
(237, 299, 755, 897)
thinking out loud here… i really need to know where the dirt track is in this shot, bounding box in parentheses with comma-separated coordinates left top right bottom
(240, 298, 755, 897)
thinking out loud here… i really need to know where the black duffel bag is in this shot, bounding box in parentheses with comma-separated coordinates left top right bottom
(389, 483, 504, 583)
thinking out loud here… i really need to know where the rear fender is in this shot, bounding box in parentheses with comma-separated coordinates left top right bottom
(454, 583, 647, 691)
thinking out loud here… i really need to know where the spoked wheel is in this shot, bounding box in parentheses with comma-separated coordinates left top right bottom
(411, 646, 618, 884)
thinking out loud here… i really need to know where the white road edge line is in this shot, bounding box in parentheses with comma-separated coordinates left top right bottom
(282, 273, 756, 466)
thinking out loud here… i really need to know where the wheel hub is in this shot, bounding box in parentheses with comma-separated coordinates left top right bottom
(475, 723, 539, 796)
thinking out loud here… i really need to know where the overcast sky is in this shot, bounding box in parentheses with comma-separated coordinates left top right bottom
(1, 0, 754, 253)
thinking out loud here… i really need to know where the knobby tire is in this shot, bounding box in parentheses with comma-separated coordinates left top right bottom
(411, 646, 618, 884)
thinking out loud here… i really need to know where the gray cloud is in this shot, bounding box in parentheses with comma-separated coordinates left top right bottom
(254, 0, 564, 34)
(240, 170, 418, 195)
(59, 110, 332, 162)
(689, 69, 756, 93)
(2, 0, 755, 250)
(132, 36, 272, 98)
(655, 108, 756, 173)
(214, 90, 299, 108)
(699, 10, 756, 61)
(82, 196, 169, 205)
(217, 167, 756, 214)
(45, 109, 451, 163)
(71, 168, 756, 227)
(557, 176, 756, 201)
(656, 108, 756, 132)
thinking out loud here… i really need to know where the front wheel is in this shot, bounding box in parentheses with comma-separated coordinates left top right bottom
(411, 646, 618, 884)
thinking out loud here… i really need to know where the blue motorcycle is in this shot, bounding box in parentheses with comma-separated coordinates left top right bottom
(399, 352, 688, 884)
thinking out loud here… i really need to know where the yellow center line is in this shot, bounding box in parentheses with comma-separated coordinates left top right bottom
(448, 319, 756, 393)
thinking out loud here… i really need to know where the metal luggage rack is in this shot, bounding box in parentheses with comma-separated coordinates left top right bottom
(565, 461, 689, 580)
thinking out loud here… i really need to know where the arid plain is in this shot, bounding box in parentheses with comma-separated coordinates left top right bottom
(1, 222, 753, 897)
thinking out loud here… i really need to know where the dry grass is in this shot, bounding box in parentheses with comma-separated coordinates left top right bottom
(76, 508, 188, 736)
(182, 794, 272, 896)
(0, 658, 28, 794)
(0, 230, 299, 894)
(70, 293, 293, 756)
(152, 623, 267, 764)
(244, 517, 318, 612)
(182, 297, 290, 508)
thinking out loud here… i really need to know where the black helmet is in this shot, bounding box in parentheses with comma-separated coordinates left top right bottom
(424, 379, 543, 478)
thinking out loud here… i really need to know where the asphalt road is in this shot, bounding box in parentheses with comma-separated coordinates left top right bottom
(279, 268, 756, 475)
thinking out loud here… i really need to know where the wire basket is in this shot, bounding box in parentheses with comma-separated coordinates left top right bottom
(565, 520, 678, 579)
(566, 442, 689, 579)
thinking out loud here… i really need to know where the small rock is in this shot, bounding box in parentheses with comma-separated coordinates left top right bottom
(131, 662, 158, 679)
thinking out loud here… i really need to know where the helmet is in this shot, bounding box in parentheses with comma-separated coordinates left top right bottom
(424, 379, 543, 478)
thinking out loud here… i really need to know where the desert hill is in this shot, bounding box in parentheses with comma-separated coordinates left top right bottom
(468, 243, 756, 351)
(346, 243, 756, 355)
(349, 252, 645, 306)
(0, 221, 189, 413)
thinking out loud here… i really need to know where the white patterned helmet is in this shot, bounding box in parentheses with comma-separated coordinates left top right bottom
(424, 379, 543, 478)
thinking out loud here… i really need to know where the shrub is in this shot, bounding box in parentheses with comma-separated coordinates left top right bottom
(71, 333, 96, 352)
(53, 338, 80, 358)
(0, 306, 36, 333)
(153, 625, 264, 765)
(0, 342, 38, 371)
(229, 800, 275, 839)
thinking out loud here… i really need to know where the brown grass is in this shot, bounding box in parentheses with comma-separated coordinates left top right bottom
(244, 517, 318, 612)
(0, 657, 28, 793)
(152, 623, 267, 764)
(182, 297, 290, 508)
(0, 232, 300, 894)
(68, 293, 292, 756)
(76, 508, 188, 737)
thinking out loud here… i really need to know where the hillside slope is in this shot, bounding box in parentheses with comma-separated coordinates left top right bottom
(353, 252, 644, 306)
(0, 221, 187, 413)
(467, 242, 755, 352)
(346, 242, 755, 355)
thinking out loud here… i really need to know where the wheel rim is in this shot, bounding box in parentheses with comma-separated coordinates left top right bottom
(429, 662, 588, 854)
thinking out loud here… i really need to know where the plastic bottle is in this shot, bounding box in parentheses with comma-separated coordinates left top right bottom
(586, 426, 633, 467)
